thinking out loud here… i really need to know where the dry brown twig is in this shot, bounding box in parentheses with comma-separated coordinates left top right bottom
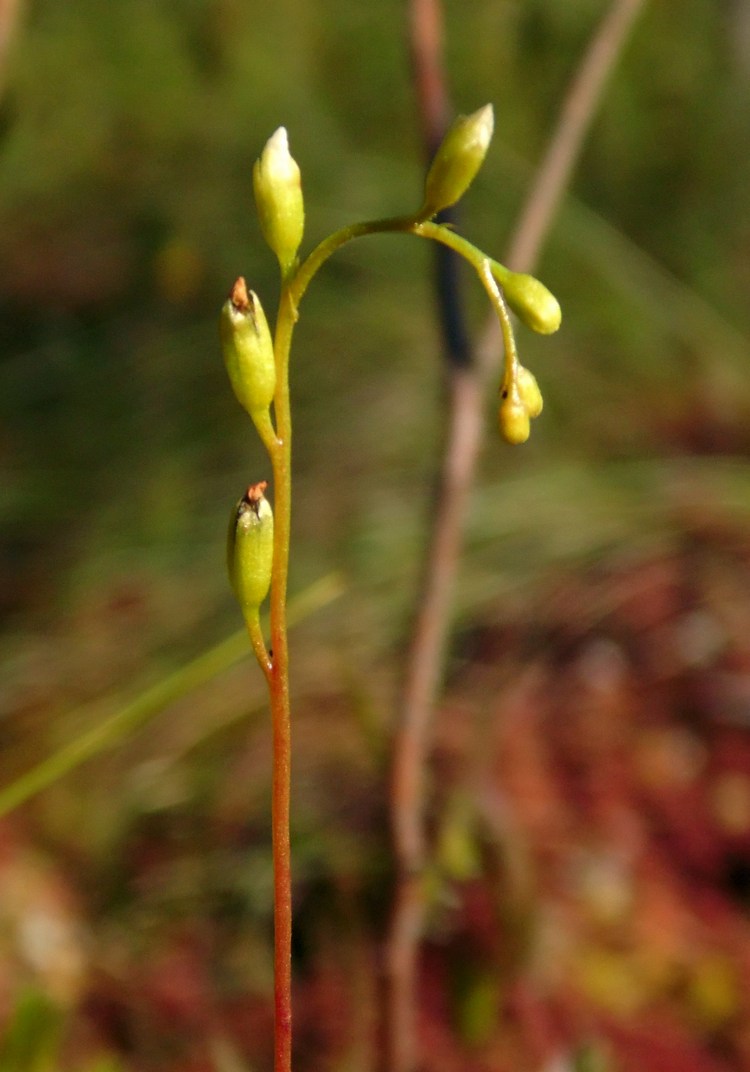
(479, 0, 647, 365)
(385, 2, 648, 1071)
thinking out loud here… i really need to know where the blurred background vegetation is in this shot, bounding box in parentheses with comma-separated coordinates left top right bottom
(2, 1, 750, 1069)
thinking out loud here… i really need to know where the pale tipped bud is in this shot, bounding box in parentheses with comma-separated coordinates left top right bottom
(493, 267, 561, 335)
(220, 277, 276, 418)
(516, 366, 543, 419)
(499, 391, 531, 445)
(253, 127, 304, 274)
(227, 482, 274, 614)
(420, 104, 494, 218)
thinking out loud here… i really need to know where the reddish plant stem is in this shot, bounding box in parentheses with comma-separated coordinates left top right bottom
(269, 671, 292, 1072)
(268, 294, 295, 1072)
(268, 515, 292, 1072)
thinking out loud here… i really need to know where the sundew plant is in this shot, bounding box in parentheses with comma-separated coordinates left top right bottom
(220, 106, 561, 1072)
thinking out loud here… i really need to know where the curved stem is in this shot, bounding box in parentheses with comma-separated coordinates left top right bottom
(252, 408, 281, 455)
(477, 260, 518, 395)
(290, 214, 418, 306)
(411, 219, 490, 267)
(244, 609, 273, 682)
(290, 215, 494, 310)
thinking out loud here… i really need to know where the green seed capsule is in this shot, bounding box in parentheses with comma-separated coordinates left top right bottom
(492, 267, 561, 335)
(420, 104, 494, 218)
(253, 126, 305, 275)
(220, 278, 276, 418)
(227, 482, 274, 614)
(498, 392, 531, 445)
(516, 366, 544, 419)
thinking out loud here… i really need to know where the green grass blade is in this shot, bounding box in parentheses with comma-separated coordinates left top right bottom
(0, 573, 345, 817)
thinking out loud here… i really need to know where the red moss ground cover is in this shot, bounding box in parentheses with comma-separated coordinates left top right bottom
(4, 526, 750, 1071)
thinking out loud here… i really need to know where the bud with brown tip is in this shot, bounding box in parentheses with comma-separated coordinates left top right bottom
(220, 277, 276, 420)
(227, 482, 274, 614)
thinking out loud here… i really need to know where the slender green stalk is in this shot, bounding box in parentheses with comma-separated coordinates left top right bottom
(477, 258, 519, 394)
(244, 609, 273, 681)
(290, 215, 491, 310)
(290, 215, 416, 305)
(252, 408, 281, 458)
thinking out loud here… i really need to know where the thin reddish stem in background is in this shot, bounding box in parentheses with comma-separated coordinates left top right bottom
(385, 3, 460, 1071)
(508, 0, 646, 274)
(386, 369, 484, 1072)
(409, 0, 449, 154)
(478, 0, 648, 368)
(0, 0, 23, 104)
(386, 2, 647, 1071)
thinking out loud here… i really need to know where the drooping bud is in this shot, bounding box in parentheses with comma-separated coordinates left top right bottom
(420, 104, 494, 218)
(491, 264, 561, 335)
(220, 277, 276, 418)
(227, 482, 274, 614)
(498, 389, 531, 445)
(253, 127, 305, 275)
(516, 366, 543, 419)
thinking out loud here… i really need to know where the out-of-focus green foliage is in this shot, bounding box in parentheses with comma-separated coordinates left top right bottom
(2, 5, 750, 1068)
(2, 0, 750, 836)
(2, 0, 749, 647)
(1, 0, 749, 787)
(0, 988, 64, 1072)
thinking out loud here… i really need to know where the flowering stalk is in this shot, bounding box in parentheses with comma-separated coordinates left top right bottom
(221, 109, 560, 1072)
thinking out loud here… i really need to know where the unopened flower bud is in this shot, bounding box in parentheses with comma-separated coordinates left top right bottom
(420, 104, 494, 218)
(253, 127, 304, 275)
(492, 264, 561, 335)
(516, 366, 543, 419)
(220, 277, 276, 418)
(499, 392, 531, 445)
(227, 482, 274, 614)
